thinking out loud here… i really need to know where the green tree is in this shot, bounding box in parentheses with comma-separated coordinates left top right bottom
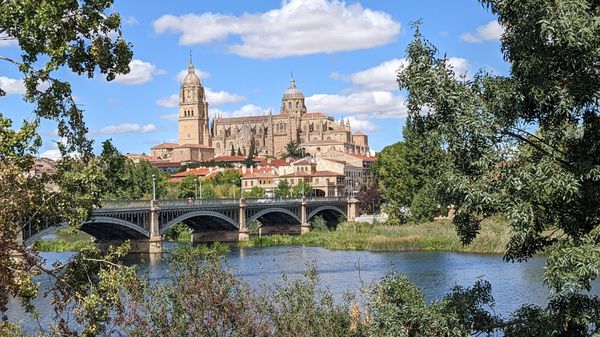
(0, 0, 132, 332)
(292, 180, 312, 197)
(230, 143, 235, 156)
(409, 184, 438, 223)
(246, 186, 266, 198)
(398, 2, 600, 331)
(284, 140, 304, 159)
(274, 180, 291, 198)
(212, 169, 241, 186)
(98, 139, 127, 198)
(237, 147, 243, 156)
(177, 175, 198, 199)
(373, 119, 445, 223)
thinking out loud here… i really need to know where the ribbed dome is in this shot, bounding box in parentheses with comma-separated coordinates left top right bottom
(283, 77, 304, 99)
(184, 64, 200, 85)
(184, 51, 201, 85)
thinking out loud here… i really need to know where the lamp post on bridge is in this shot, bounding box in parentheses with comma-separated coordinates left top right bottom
(152, 174, 156, 201)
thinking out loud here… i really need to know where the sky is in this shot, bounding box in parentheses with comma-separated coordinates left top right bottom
(0, 0, 508, 159)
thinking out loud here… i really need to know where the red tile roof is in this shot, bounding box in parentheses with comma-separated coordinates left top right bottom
(212, 155, 246, 162)
(150, 161, 182, 168)
(171, 168, 212, 178)
(348, 153, 377, 161)
(176, 144, 213, 149)
(151, 143, 178, 150)
(312, 170, 345, 177)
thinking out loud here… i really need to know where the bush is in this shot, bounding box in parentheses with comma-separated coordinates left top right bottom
(310, 215, 328, 231)
(409, 186, 438, 223)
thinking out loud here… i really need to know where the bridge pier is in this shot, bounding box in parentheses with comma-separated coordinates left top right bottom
(238, 198, 250, 241)
(347, 197, 359, 222)
(300, 197, 310, 234)
(145, 200, 163, 253)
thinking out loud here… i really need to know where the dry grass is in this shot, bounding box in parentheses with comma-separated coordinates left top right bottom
(241, 217, 511, 254)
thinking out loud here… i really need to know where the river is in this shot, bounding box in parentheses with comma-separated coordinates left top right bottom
(7, 244, 600, 333)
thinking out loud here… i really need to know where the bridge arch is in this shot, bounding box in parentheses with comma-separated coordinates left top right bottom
(246, 207, 301, 228)
(307, 206, 347, 228)
(23, 216, 151, 247)
(160, 210, 239, 235)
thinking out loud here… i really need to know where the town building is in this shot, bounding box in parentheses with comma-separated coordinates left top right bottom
(150, 57, 370, 162)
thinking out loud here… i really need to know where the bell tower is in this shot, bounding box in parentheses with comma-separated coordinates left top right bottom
(280, 74, 307, 118)
(178, 52, 210, 146)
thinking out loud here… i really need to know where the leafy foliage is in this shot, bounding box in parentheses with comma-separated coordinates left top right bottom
(398, 0, 600, 331)
(355, 182, 381, 214)
(274, 179, 291, 198)
(283, 140, 304, 159)
(246, 186, 266, 198)
(292, 180, 312, 197)
(373, 119, 445, 224)
(310, 215, 328, 231)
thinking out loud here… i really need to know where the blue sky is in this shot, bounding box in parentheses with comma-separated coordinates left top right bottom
(0, 0, 508, 159)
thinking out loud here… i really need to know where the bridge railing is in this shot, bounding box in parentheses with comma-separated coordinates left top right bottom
(156, 198, 240, 207)
(98, 200, 152, 209)
(97, 197, 348, 209)
(306, 197, 347, 203)
(244, 197, 303, 204)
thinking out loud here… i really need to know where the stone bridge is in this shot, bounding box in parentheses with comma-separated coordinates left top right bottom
(20, 197, 359, 253)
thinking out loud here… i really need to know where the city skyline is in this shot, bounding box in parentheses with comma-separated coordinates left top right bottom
(0, 0, 507, 159)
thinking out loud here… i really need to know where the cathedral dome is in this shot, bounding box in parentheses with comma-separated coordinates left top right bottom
(184, 52, 201, 85)
(184, 65, 200, 85)
(283, 77, 304, 99)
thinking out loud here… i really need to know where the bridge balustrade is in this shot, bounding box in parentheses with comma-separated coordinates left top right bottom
(156, 198, 239, 207)
(244, 198, 303, 204)
(98, 200, 152, 209)
(306, 197, 347, 203)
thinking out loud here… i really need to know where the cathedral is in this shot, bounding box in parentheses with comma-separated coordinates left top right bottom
(152, 57, 370, 163)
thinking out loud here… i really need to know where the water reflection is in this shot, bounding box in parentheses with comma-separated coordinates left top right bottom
(7, 246, 600, 334)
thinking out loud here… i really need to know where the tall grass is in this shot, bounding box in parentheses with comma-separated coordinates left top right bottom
(35, 240, 94, 252)
(241, 217, 511, 254)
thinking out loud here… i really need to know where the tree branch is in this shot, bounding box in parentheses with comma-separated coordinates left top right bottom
(500, 129, 572, 167)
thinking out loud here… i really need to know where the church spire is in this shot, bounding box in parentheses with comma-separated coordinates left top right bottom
(188, 50, 195, 74)
(289, 72, 296, 88)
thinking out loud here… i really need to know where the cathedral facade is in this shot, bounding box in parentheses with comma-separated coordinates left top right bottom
(152, 58, 370, 162)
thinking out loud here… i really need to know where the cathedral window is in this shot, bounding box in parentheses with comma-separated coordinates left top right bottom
(288, 102, 292, 109)
(296, 102, 300, 109)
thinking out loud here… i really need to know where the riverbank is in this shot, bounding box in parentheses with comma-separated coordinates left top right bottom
(240, 218, 511, 254)
(37, 218, 511, 254)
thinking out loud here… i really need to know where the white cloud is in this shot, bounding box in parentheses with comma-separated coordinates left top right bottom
(346, 58, 407, 91)
(39, 142, 62, 160)
(156, 94, 179, 108)
(0, 33, 17, 48)
(160, 114, 178, 121)
(447, 57, 471, 80)
(100, 123, 157, 134)
(461, 20, 503, 43)
(210, 104, 272, 118)
(306, 91, 406, 119)
(176, 69, 210, 83)
(346, 116, 379, 132)
(338, 56, 470, 92)
(124, 16, 139, 25)
(156, 89, 245, 108)
(114, 59, 166, 85)
(0, 76, 25, 95)
(153, 0, 401, 59)
(206, 89, 245, 105)
(40, 149, 62, 161)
